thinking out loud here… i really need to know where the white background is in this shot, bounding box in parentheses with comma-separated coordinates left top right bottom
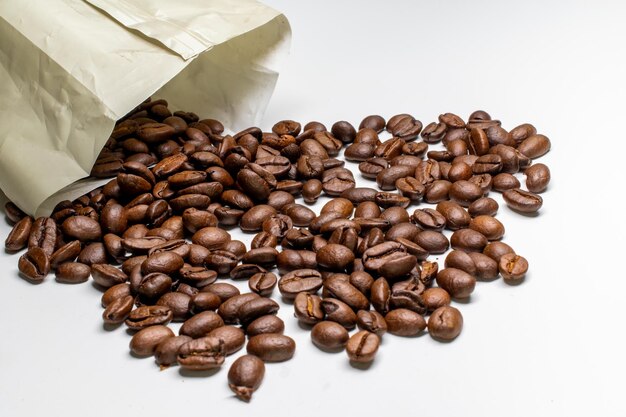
(2, 1, 626, 416)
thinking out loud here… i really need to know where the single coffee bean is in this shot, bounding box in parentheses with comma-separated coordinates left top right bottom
(311, 321, 350, 350)
(346, 330, 380, 363)
(356, 310, 387, 337)
(421, 288, 451, 312)
(278, 269, 323, 299)
(18, 247, 50, 282)
(101, 283, 131, 307)
(28, 217, 57, 256)
(5, 216, 32, 251)
(316, 243, 355, 271)
(189, 292, 222, 314)
(492, 173, 521, 192)
(436, 268, 476, 299)
(246, 315, 285, 337)
(517, 134, 551, 158)
(294, 293, 324, 325)
(323, 278, 370, 311)
(238, 297, 280, 326)
(499, 253, 529, 281)
(469, 215, 505, 241)
(468, 197, 499, 217)
(321, 298, 357, 329)
(202, 282, 240, 302)
(247, 334, 296, 362)
(248, 272, 278, 297)
(436, 201, 471, 230)
(444, 250, 478, 276)
(415, 231, 450, 254)
(91, 264, 128, 288)
(125, 305, 173, 330)
(449, 180, 483, 207)
(385, 308, 426, 336)
(156, 292, 191, 322)
(179, 311, 224, 339)
(55, 262, 91, 284)
(155, 335, 192, 368)
(228, 354, 265, 402)
(129, 325, 175, 357)
(218, 292, 261, 324)
(61, 215, 102, 242)
(428, 306, 463, 341)
(450, 228, 488, 252)
(302, 179, 323, 203)
(5, 201, 27, 224)
(483, 241, 516, 263)
(502, 188, 543, 213)
(467, 252, 499, 280)
(191, 226, 231, 250)
(207, 326, 246, 355)
(102, 295, 134, 325)
(525, 163, 551, 193)
(177, 335, 226, 370)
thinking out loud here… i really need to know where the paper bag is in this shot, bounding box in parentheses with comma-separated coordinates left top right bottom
(0, 0, 291, 217)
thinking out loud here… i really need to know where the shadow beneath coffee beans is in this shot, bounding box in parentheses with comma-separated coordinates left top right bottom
(18, 273, 44, 285)
(452, 296, 471, 305)
(508, 208, 540, 218)
(503, 277, 526, 286)
(179, 367, 221, 378)
(314, 345, 344, 354)
(349, 360, 374, 371)
(129, 351, 153, 360)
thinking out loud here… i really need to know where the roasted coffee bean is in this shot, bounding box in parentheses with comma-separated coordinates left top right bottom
(282, 204, 315, 227)
(449, 180, 483, 207)
(130, 325, 175, 357)
(302, 179, 323, 203)
(251, 231, 278, 249)
(276, 250, 317, 273)
(492, 173, 521, 192)
(444, 250, 477, 276)
(155, 335, 192, 367)
(202, 282, 240, 302)
(356, 310, 387, 337)
(414, 231, 449, 254)
(349, 271, 375, 296)
(321, 298, 357, 329)
(503, 188, 543, 213)
(278, 269, 323, 299)
(359, 115, 386, 132)
(517, 134, 551, 158)
(428, 306, 463, 341)
(316, 243, 355, 271)
(240, 205, 278, 232)
(436, 268, 476, 299)
(91, 264, 127, 288)
(28, 217, 57, 256)
(101, 283, 131, 307)
(55, 262, 91, 284)
(189, 292, 221, 314)
(311, 321, 350, 350)
(483, 241, 516, 263)
(467, 252, 499, 280)
(450, 228, 488, 253)
(395, 176, 425, 201)
(370, 277, 391, 315)
(525, 163, 551, 193)
(412, 208, 446, 231)
(156, 292, 191, 322)
(322, 167, 356, 196)
(468, 197, 499, 217)
(177, 336, 226, 370)
(5, 201, 27, 224)
(228, 354, 265, 402)
(385, 309, 426, 336)
(191, 227, 230, 250)
(294, 293, 324, 325)
(125, 305, 174, 330)
(346, 330, 379, 363)
(421, 121, 447, 143)
(141, 252, 184, 275)
(499, 253, 528, 281)
(467, 128, 490, 156)
(5, 216, 32, 252)
(324, 277, 370, 311)
(238, 298, 280, 326)
(246, 315, 285, 337)
(247, 334, 296, 362)
(435, 201, 471, 230)
(218, 293, 260, 324)
(469, 215, 505, 240)
(421, 288, 451, 312)
(179, 311, 224, 338)
(423, 180, 452, 203)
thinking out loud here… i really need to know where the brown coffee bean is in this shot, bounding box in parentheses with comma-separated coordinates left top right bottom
(28, 217, 57, 256)
(18, 246, 50, 282)
(218, 293, 261, 324)
(321, 298, 357, 329)
(202, 282, 240, 302)
(55, 262, 91, 284)
(499, 253, 529, 281)
(238, 298, 280, 326)
(517, 134, 551, 158)
(276, 250, 317, 273)
(248, 272, 277, 297)
(310, 321, 350, 350)
(102, 295, 134, 325)
(356, 310, 387, 337)
(428, 306, 463, 340)
(444, 250, 477, 276)
(503, 188, 543, 213)
(246, 315, 285, 337)
(156, 292, 191, 322)
(155, 335, 192, 368)
(449, 180, 483, 207)
(191, 227, 231, 250)
(436, 268, 476, 298)
(101, 283, 131, 307)
(450, 228, 488, 252)
(302, 179, 323, 203)
(177, 335, 226, 370)
(247, 334, 296, 362)
(436, 201, 471, 230)
(483, 241, 516, 263)
(370, 277, 391, 315)
(179, 311, 224, 338)
(316, 243, 355, 271)
(130, 325, 175, 356)
(421, 288, 451, 312)
(125, 305, 173, 330)
(278, 269, 323, 299)
(5, 216, 32, 252)
(91, 264, 128, 288)
(415, 231, 450, 254)
(294, 293, 324, 325)
(346, 330, 379, 363)
(525, 163, 551, 193)
(228, 354, 265, 402)
(324, 277, 370, 311)
(385, 308, 426, 336)
(467, 252, 499, 280)
(468, 197, 499, 217)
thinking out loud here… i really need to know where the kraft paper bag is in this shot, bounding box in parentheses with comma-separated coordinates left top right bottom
(0, 0, 291, 217)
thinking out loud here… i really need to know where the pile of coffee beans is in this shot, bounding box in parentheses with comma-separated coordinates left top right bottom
(3, 98, 550, 401)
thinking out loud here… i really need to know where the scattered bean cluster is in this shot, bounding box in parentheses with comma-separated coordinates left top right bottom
(3, 98, 551, 401)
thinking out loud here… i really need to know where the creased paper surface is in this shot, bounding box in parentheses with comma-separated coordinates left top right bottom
(0, 0, 290, 216)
